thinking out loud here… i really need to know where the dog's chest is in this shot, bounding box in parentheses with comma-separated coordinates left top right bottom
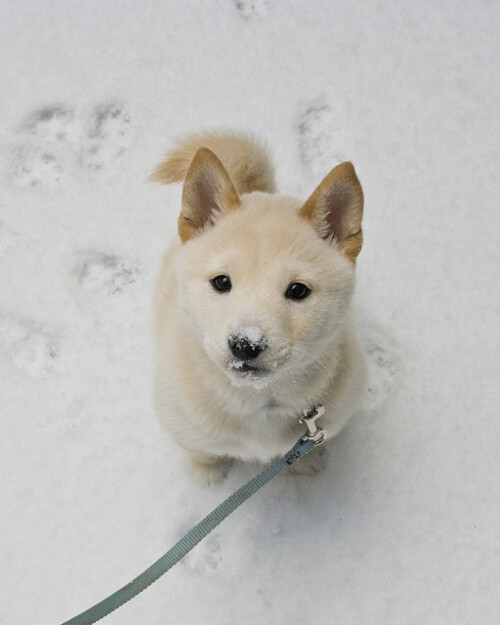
(222, 395, 301, 461)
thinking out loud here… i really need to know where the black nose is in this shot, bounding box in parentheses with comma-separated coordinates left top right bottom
(228, 334, 267, 361)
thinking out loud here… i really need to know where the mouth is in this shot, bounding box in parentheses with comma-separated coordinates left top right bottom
(228, 360, 269, 376)
(225, 359, 272, 388)
(222, 344, 291, 387)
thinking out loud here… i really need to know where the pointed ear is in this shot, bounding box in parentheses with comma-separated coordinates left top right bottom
(299, 162, 364, 262)
(178, 147, 241, 243)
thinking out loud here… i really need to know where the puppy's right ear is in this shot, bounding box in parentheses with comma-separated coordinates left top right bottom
(178, 148, 241, 243)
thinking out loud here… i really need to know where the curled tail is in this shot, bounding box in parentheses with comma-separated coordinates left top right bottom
(150, 130, 276, 195)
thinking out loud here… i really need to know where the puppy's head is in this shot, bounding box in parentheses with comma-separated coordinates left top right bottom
(174, 148, 363, 389)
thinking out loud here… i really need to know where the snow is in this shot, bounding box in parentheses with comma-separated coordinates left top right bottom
(1, 1, 499, 624)
(233, 326, 264, 346)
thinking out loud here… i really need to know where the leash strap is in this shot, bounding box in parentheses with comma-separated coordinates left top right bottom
(60, 436, 318, 625)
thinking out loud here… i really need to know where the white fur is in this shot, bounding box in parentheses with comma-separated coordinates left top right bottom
(153, 133, 366, 485)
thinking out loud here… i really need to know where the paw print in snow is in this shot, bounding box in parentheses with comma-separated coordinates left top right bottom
(298, 103, 356, 178)
(11, 145, 65, 187)
(9, 105, 80, 187)
(75, 252, 140, 297)
(183, 535, 222, 575)
(71, 252, 142, 337)
(7, 101, 133, 187)
(82, 102, 133, 173)
(361, 324, 400, 410)
(24, 106, 82, 144)
(0, 314, 60, 379)
(234, 0, 270, 19)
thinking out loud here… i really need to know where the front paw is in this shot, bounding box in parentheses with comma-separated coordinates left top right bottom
(288, 445, 326, 476)
(186, 453, 233, 487)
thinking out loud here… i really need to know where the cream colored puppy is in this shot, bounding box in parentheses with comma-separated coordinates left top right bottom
(151, 132, 366, 485)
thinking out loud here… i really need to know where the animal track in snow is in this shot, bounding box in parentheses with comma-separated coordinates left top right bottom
(10, 145, 66, 187)
(7, 101, 133, 187)
(24, 106, 82, 144)
(234, 0, 270, 19)
(75, 252, 140, 297)
(71, 252, 142, 343)
(361, 324, 400, 410)
(183, 534, 223, 575)
(82, 102, 133, 173)
(0, 314, 60, 379)
(9, 105, 80, 187)
(298, 102, 356, 178)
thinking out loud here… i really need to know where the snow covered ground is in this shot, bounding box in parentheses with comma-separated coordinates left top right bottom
(1, 1, 498, 623)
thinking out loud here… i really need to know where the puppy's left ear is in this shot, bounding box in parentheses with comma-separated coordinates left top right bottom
(299, 162, 364, 262)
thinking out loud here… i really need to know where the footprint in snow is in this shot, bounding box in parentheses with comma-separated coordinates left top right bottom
(234, 0, 270, 19)
(10, 145, 67, 188)
(70, 252, 142, 342)
(361, 323, 400, 411)
(182, 534, 223, 575)
(24, 105, 82, 144)
(0, 313, 61, 379)
(74, 251, 140, 297)
(9, 105, 79, 187)
(298, 102, 356, 179)
(82, 102, 133, 173)
(7, 101, 133, 187)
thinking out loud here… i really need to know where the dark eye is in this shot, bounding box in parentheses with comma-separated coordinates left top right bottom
(285, 282, 311, 300)
(211, 275, 232, 293)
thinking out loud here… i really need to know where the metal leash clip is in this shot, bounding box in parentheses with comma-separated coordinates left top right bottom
(299, 405, 325, 445)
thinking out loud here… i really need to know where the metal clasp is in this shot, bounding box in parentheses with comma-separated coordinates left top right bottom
(299, 405, 325, 445)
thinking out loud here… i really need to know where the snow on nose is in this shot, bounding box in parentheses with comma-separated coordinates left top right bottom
(228, 326, 268, 361)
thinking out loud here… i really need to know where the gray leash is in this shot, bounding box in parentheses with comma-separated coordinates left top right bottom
(59, 405, 325, 625)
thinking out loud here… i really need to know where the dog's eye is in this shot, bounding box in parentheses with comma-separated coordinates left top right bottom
(211, 275, 232, 293)
(285, 282, 311, 300)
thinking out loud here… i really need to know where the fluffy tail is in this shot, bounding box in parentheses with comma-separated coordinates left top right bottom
(150, 131, 276, 195)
